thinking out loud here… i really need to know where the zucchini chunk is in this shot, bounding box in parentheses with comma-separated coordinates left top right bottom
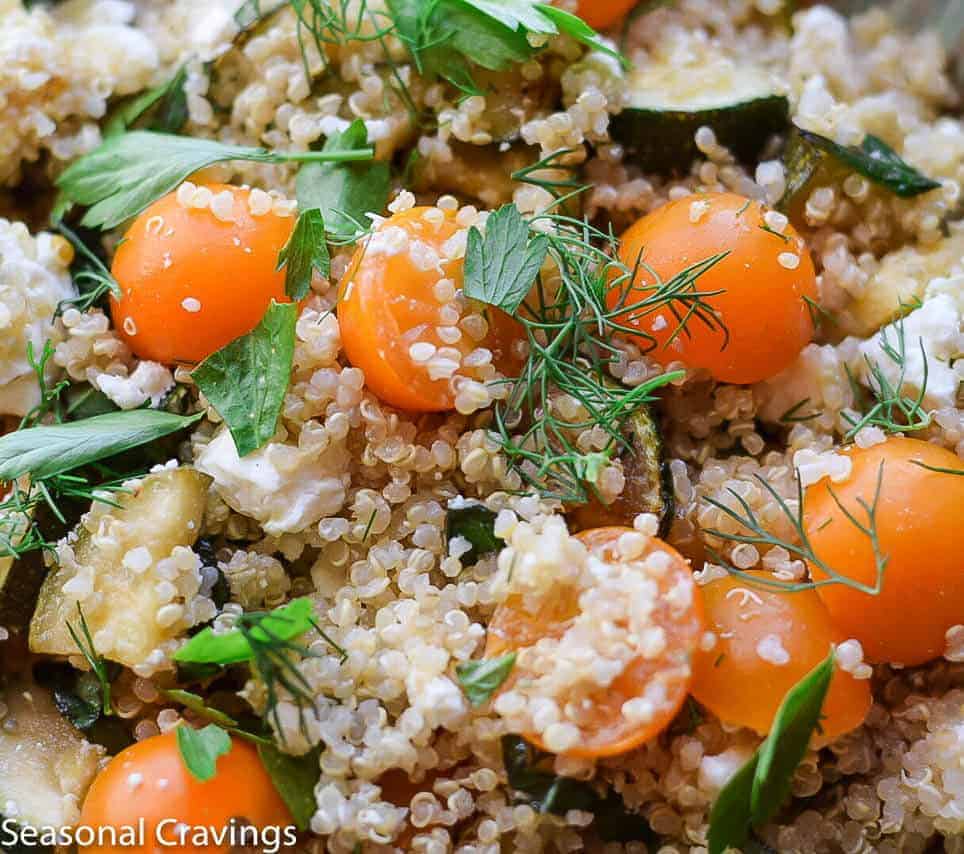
(778, 126, 942, 218)
(568, 404, 674, 536)
(0, 679, 104, 828)
(611, 55, 788, 172)
(29, 468, 211, 669)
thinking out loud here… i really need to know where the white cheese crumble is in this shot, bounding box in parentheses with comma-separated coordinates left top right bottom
(195, 428, 350, 535)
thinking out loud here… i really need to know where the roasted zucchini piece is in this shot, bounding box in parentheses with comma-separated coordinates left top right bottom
(568, 404, 674, 537)
(29, 468, 211, 668)
(778, 126, 942, 218)
(610, 54, 788, 172)
(0, 679, 104, 828)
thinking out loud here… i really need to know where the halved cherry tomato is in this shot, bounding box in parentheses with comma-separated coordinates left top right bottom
(486, 526, 704, 758)
(337, 207, 523, 411)
(611, 192, 817, 384)
(111, 184, 293, 365)
(805, 437, 964, 666)
(78, 730, 292, 854)
(691, 571, 871, 738)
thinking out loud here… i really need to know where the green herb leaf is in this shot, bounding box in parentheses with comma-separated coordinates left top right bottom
(707, 649, 836, 854)
(193, 300, 297, 457)
(174, 598, 316, 666)
(278, 209, 329, 300)
(176, 723, 233, 782)
(707, 752, 759, 854)
(161, 689, 240, 728)
(751, 649, 835, 821)
(464, 204, 548, 315)
(257, 743, 322, 831)
(295, 120, 391, 242)
(456, 652, 516, 706)
(0, 409, 202, 482)
(534, 4, 626, 64)
(56, 130, 374, 230)
(387, 0, 623, 93)
(502, 735, 598, 814)
(445, 503, 503, 565)
(104, 65, 189, 138)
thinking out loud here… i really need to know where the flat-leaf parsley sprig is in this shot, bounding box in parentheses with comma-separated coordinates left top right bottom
(57, 130, 376, 230)
(702, 463, 889, 596)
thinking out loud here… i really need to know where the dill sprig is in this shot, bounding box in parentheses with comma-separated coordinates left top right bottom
(235, 608, 345, 744)
(702, 463, 889, 595)
(19, 340, 69, 429)
(843, 313, 930, 439)
(66, 603, 115, 716)
(488, 164, 729, 503)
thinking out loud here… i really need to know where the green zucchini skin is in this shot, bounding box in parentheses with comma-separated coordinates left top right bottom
(611, 95, 790, 173)
(569, 403, 674, 538)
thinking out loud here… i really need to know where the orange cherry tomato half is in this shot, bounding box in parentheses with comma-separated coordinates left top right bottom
(78, 730, 292, 854)
(691, 572, 871, 739)
(111, 184, 294, 365)
(804, 437, 964, 667)
(485, 527, 704, 758)
(611, 192, 818, 384)
(337, 207, 523, 412)
(576, 0, 639, 30)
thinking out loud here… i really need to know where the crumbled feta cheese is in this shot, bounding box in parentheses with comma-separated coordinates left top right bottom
(95, 361, 174, 410)
(195, 429, 349, 535)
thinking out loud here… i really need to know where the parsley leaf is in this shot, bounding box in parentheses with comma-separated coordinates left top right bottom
(192, 300, 297, 457)
(278, 208, 329, 300)
(104, 65, 190, 138)
(464, 203, 548, 315)
(0, 409, 202, 482)
(708, 649, 836, 854)
(386, 0, 623, 93)
(456, 652, 516, 706)
(257, 743, 322, 831)
(295, 120, 391, 241)
(176, 723, 233, 782)
(57, 130, 374, 230)
(174, 598, 316, 666)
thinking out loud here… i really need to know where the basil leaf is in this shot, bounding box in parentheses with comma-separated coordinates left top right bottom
(193, 300, 296, 457)
(0, 409, 202, 482)
(295, 120, 391, 242)
(257, 743, 322, 831)
(464, 203, 548, 315)
(707, 752, 759, 854)
(174, 598, 316, 666)
(161, 689, 239, 728)
(65, 384, 120, 419)
(795, 128, 941, 198)
(176, 723, 233, 782)
(104, 65, 189, 138)
(445, 503, 503, 565)
(278, 209, 329, 300)
(593, 792, 658, 845)
(56, 130, 374, 230)
(456, 652, 516, 706)
(751, 649, 835, 821)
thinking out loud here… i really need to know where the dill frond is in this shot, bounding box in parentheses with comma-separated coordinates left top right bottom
(66, 602, 115, 715)
(843, 313, 930, 439)
(702, 463, 889, 595)
(19, 340, 69, 429)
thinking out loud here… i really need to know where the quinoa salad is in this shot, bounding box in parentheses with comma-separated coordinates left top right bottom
(0, 1, 963, 852)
